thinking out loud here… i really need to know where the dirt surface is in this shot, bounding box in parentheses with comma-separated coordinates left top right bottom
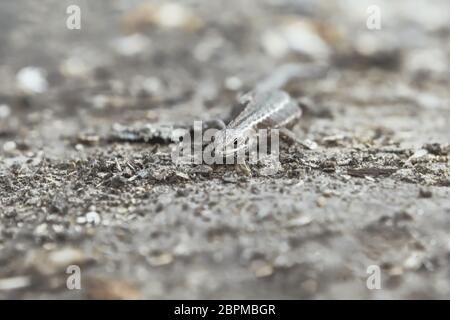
(0, 0, 449, 299)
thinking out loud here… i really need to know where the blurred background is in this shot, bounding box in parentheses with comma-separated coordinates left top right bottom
(0, 0, 449, 299)
(0, 0, 449, 152)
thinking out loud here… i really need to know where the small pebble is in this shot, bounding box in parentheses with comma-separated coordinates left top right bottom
(3, 141, 17, 153)
(316, 196, 327, 208)
(0, 276, 31, 291)
(250, 260, 273, 278)
(321, 160, 336, 172)
(34, 223, 48, 237)
(193, 165, 213, 175)
(111, 34, 151, 57)
(301, 279, 318, 294)
(87, 278, 142, 300)
(225, 76, 243, 91)
(86, 211, 101, 225)
(261, 21, 330, 60)
(60, 57, 91, 78)
(418, 188, 432, 198)
(0, 104, 11, 119)
(403, 252, 425, 270)
(148, 253, 173, 267)
(153, 2, 201, 29)
(48, 247, 88, 268)
(423, 143, 448, 156)
(77, 133, 100, 145)
(288, 215, 313, 227)
(16, 66, 48, 94)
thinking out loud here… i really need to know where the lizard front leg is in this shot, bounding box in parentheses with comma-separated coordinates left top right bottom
(279, 127, 317, 150)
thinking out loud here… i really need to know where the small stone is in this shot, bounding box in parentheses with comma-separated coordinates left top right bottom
(225, 76, 243, 91)
(0, 104, 11, 119)
(302, 139, 318, 150)
(418, 188, 432, 199)
(52, 224, 65, 234)
(123, 2, 202, 33)
(403, 252, 425, 270)
(137, 169, 150, 179)
(86, 277, 142, 300)
(34, 223, 48, 237)
(316, 196, 327, 208)
(175, 171, 190, 180)
(322, 134, 346, 146)
(16, 66, 48, 94)
(176, 188, 188, 197)
(261, 21, 330, 60)
(3, 141, 17, 153)
(423, 143, 448, 156)
(250, 260, 273, 278)
(86, 211, 101, 225)
(301, 279, 318, 294)
(404, 48, 448, 75)
(258, 157, 281, 176)
(112, 34, 151, 57)
(354, 32, 398, 60)
(110, 175, 127, 188)
(91, 95, 109, 110)
(250, 184, 260, 194)
(153, 3, 201, 30)
(0, 276, 31, 291)
(222, 173, 237, 183)
(60, 57, 91, 78)
(193, 165, 213, 175)
(48, 247, 87, 268)
(321, 160, 336, 172)
(77, 133, 100, 145)
(386, 265, 403, 276)
(131, 76, 162, 97)
(273, 254, 294, 268)
(406, 149, 428, 164)
(261, 30, 290, 58)
(148, 253, 173, 266)
(322, 190, 338, 198)
(288, 215, 313, 227)
(76, 216, 86, 224)
(194, 36, 224, 62)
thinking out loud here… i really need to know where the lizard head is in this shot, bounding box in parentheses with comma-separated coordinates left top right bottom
(206, 127, 251, 159)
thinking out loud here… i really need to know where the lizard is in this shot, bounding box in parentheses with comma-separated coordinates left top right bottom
(205, 63, 326, 158)
(204, 89, 317, 175)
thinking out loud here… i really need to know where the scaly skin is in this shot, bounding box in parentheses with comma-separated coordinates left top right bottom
(207, 90, 302, 157)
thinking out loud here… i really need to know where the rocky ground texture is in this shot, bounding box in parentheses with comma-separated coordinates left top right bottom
(0, 0, 449, 299)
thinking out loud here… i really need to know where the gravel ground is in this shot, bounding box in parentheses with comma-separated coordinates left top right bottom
(0, 0, 449, 299)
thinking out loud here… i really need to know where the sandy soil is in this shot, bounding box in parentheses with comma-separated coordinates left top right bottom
(0, 0, 449, 299)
